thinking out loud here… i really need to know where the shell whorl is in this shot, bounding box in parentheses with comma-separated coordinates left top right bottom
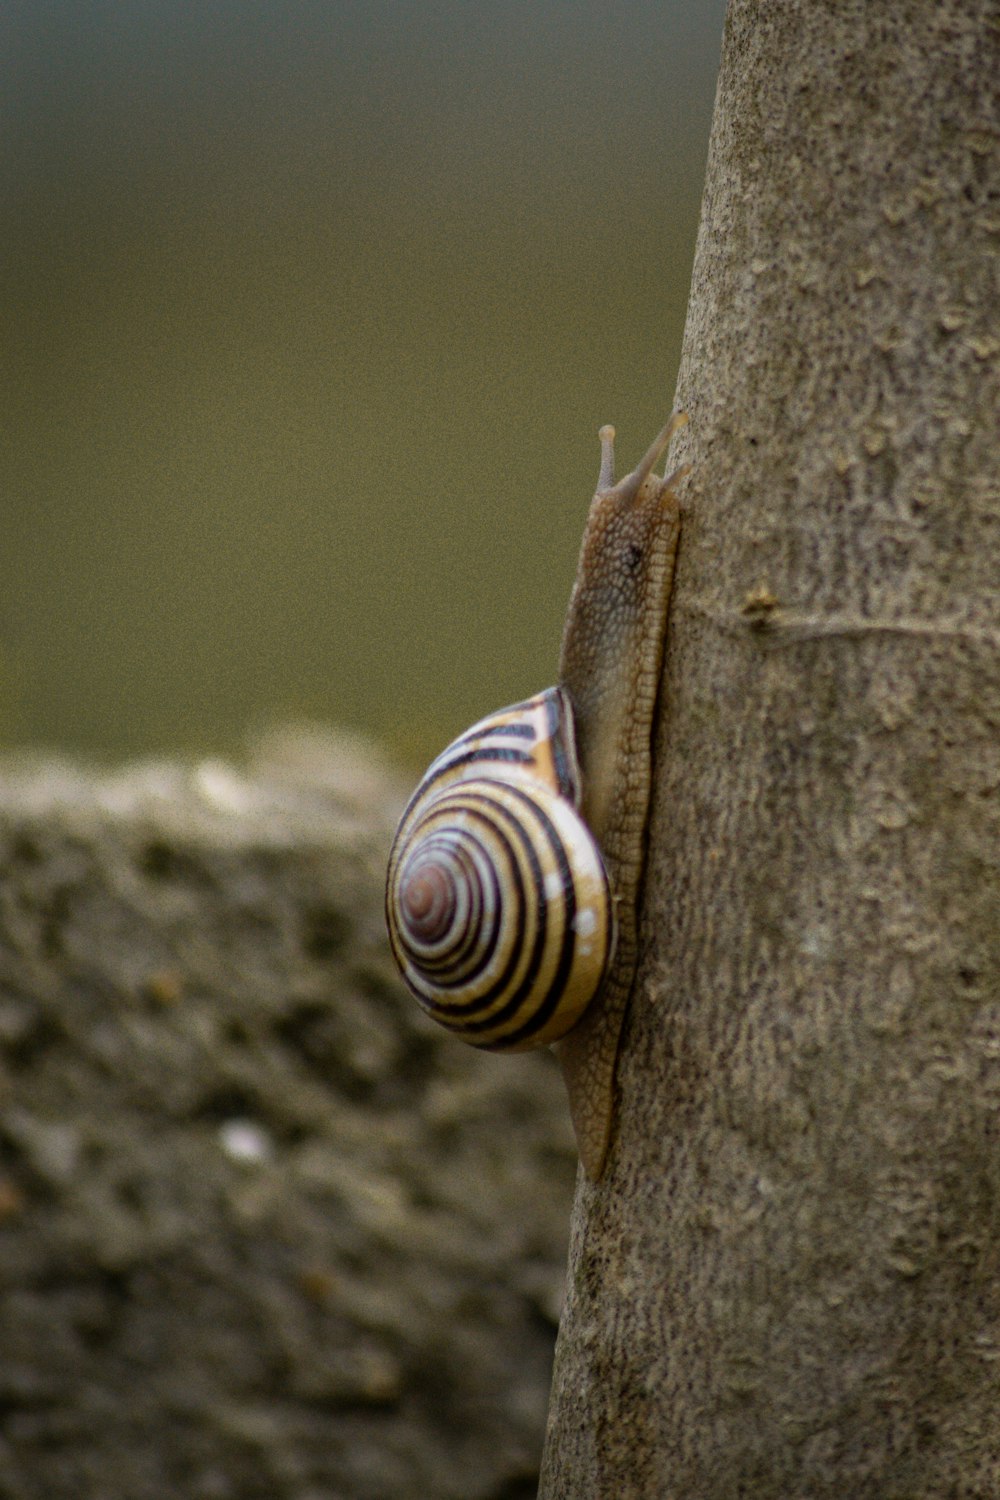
(385, 688, 615, 1051)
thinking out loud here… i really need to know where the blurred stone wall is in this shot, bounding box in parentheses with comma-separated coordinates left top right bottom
(0, 731, 576, 1500)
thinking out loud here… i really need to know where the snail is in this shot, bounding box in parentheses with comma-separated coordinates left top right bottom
(386, 413, 689, 1179)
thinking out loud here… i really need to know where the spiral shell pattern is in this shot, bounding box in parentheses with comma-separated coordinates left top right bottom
(386, 687, 615, 1050)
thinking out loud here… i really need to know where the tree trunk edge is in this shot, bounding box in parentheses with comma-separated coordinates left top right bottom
(541, 0, 1000, 1494)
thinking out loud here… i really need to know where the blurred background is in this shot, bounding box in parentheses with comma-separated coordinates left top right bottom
(4, 0, 725, 770)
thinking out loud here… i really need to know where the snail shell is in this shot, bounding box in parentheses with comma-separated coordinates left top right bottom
(386, 687, 615, 1050)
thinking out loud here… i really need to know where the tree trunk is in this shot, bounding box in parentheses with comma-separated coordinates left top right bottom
(540, 1, 1000, 1494)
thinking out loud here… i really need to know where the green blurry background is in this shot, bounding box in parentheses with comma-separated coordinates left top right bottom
(4, 1, 724, 769)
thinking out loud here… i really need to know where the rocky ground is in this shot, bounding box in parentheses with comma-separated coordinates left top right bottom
(0, 729, 576, 1500)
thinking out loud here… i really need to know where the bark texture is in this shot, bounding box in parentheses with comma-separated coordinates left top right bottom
(541, 1, 1000, 1494)
(0, 734, 576, 1500)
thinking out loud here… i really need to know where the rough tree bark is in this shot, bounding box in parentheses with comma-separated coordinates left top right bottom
(540, 2, 1000, 1495)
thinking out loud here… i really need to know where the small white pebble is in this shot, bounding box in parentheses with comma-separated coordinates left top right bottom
(218, 1119, 273, 1165)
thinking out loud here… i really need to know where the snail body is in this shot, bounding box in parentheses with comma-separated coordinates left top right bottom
(386, 415, 688, 1178)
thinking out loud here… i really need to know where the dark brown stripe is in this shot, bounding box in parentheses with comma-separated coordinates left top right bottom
(472, 780, 579, 1048)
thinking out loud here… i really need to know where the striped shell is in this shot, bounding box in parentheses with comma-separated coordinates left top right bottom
(385, 687, 615, 1050)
